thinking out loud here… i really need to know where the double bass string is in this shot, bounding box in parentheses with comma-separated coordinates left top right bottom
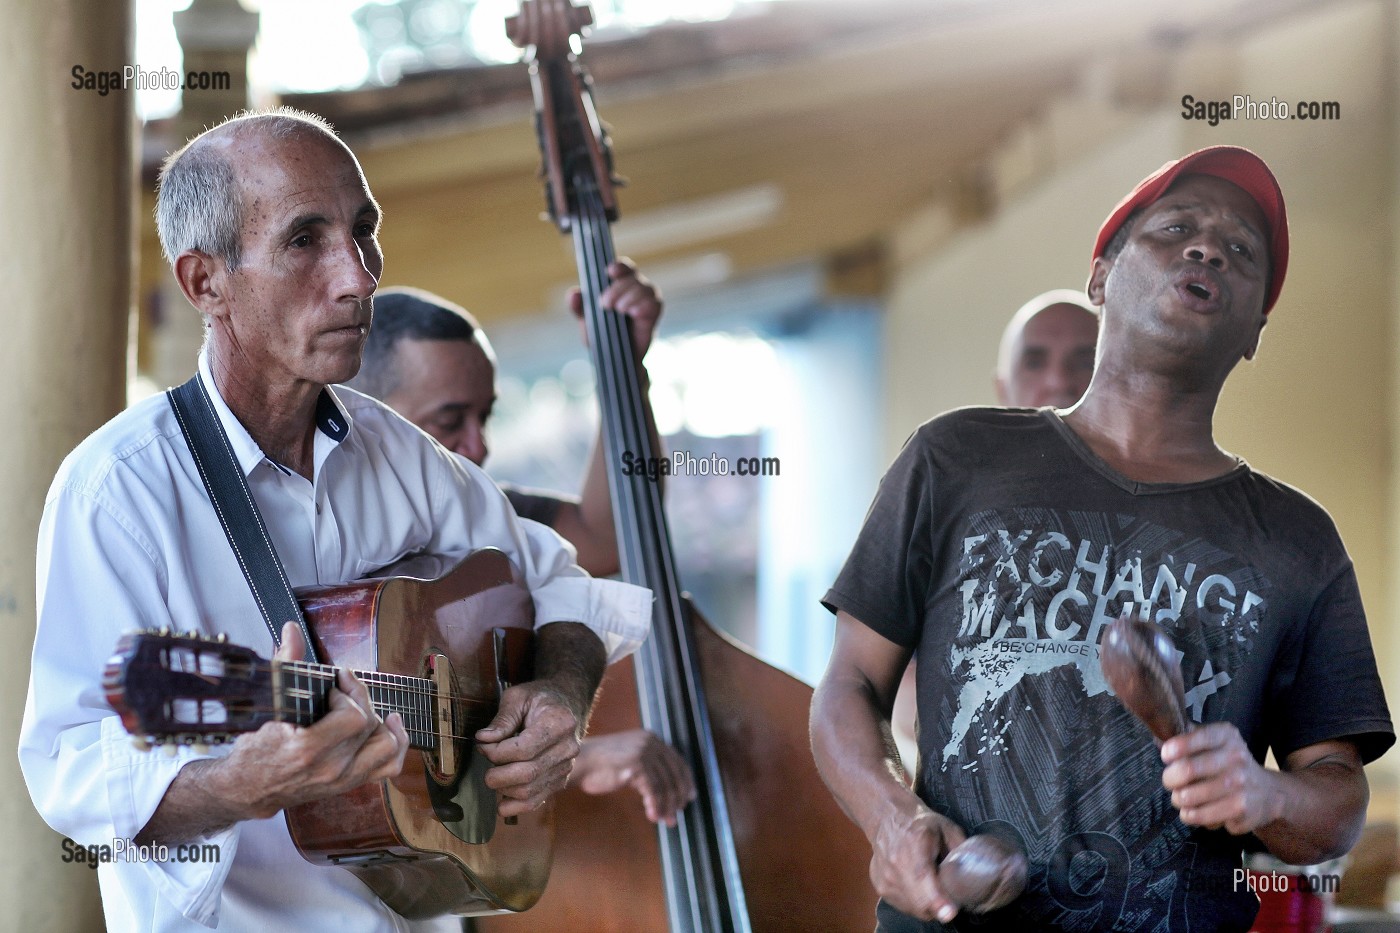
(571, 179, 720, 924)
(571, 180, 683, 734)
(574, 180, 691, 720)
(573, 176, 751, 930)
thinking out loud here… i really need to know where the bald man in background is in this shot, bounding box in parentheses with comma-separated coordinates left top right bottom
(994, 288, 1099, 410)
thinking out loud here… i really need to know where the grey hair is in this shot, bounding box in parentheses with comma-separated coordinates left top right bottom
(154, 107, 340, 271)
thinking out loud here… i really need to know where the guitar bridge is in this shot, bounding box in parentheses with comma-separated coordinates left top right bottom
(424, 653, 459, 783)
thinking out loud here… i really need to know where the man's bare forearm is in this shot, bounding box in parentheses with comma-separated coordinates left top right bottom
(564, 438, 622, 577)
(811, 666, 928, 844)
(567, 365, 659, 578)
(135, 758, 252, 847)
(533, 621, 607, 728)
(1254, 754, 1369, 864)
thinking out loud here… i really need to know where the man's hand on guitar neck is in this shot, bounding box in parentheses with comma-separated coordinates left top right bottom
(135, 623, 410, 847)
(475, 620, 607, 818)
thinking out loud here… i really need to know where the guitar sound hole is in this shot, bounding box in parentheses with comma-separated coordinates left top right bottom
(421, 653, 497, 845)
(425, 751, 497, 845)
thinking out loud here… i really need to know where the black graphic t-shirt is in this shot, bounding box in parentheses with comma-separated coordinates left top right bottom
(823, 408, 1393, 933)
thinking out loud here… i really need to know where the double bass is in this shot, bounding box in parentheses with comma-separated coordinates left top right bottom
(479, 2, 875, 930)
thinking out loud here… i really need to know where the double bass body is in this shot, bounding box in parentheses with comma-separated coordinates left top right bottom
(478, 615, 875, 932)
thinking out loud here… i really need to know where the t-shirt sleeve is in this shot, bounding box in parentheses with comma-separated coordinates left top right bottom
(1268, 561, 1394, 765)
(502, 484, 568, 528)
(821, 428, 935, 648)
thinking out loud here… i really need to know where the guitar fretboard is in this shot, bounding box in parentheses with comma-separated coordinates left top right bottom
(279, 662, 439, 749)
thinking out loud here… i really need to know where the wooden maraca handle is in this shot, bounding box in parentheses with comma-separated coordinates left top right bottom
(1100, 612, 1188, 742)
(938, 834, 1028, 913)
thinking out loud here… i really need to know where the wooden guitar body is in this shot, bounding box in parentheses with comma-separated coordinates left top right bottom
(290, 549, 551, 918)
(105, 549, 552, 920)
(477, 601, 875, 933)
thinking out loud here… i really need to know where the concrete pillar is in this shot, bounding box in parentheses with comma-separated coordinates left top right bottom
(0, 0, 135, 929)
(149, 0, 258, 389)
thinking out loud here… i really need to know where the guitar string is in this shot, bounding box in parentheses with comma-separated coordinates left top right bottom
(136, 693, 507, 742)
(148, 659, 555, 743)
(139, 699, 519, 745)
(166, 657, 506, 709)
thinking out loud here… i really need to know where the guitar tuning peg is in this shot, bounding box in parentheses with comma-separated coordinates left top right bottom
(158, 627, 170, 636)
(161, 743, 178, 758)
(131, 736, 151, 752)
(215, 633, 228, 643)
(192, 742, 209, 755)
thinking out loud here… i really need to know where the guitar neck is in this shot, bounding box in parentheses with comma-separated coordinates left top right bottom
(277, 661, 438, 750)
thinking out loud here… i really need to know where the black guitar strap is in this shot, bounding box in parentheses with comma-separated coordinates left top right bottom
(167, 374, 323, 665)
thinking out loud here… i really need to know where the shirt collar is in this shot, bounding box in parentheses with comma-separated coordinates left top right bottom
(195, 349, 354, 478)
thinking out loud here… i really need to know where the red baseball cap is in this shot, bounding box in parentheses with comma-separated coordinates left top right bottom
(1091, 146, 1289, 313)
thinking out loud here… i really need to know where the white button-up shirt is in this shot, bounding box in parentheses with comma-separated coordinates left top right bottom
(19, 354, 650, 931)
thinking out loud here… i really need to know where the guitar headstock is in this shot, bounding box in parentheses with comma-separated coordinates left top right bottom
(104, 630, 275, 753)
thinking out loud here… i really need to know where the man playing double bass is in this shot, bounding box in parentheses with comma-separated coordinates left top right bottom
(19, 108, 651, 931)
(812, 146, 1392, 931)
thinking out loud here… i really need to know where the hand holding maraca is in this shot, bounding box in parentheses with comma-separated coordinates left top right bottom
(1100, 610, 1280, 834)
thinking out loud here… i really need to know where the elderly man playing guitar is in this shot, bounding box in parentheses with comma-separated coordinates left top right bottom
(19, 108, 650, 932)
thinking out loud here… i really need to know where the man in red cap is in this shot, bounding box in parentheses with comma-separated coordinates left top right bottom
(811, 146, 1392, 932)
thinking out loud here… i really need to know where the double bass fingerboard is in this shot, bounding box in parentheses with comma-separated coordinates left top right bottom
(569, 171, 753, 933)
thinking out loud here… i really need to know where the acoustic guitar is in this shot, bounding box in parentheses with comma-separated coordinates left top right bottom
(102, 548, 552, 919)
